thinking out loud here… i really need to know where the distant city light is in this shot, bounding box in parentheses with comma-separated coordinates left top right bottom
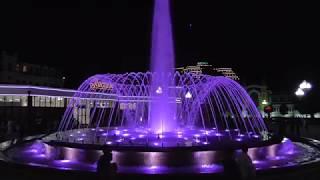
(295, 88, 305, 97)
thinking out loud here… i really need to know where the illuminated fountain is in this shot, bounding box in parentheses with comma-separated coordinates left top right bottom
(1, 0, 320, 176)
(54, 73, 268, 148)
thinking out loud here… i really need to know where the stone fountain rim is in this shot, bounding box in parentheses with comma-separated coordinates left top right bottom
(42, 134, 283, 152)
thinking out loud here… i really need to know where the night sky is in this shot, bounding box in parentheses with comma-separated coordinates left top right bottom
(0, 0, 318, 93)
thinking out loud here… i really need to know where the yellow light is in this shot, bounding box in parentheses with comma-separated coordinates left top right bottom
(262, 99, 268, 105)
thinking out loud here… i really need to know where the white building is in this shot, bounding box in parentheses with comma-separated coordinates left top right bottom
(176, 62, 240, 81)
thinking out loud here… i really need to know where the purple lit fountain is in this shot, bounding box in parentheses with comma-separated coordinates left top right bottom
(150, 0, 176, 133)
(1, 0, 320, 176)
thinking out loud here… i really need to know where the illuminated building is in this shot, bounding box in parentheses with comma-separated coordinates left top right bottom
(0, 84, 117, 136)
(176, 62, 240, 81)
(247, 85, 299, 118)
(0, 51, 65, 87)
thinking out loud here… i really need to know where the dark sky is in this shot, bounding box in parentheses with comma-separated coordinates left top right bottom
(0, 0, 318, 92)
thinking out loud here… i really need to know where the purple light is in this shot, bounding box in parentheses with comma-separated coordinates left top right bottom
(149, 165, 159, 170)
(101, 133, 108, 136)
(158, 134, 165, 139)
(270, 156, 283, 160)
(54, 2, 269, 143)
(235, 138, 242, 142)
(25, 149, 39, 153)
(253, 135, 260, 138)
(59, 160, 71, 163)
(281, 138, 290, 143)
(155, 86, 163, 94)
(286, 150, 295, 155)
(149, 0, 176, 132)
(123, 133, 130, 137)
(194, 134, 201, 138)
(214, 133, 223, 137)
(138, 134, 145, 138)
(106, 141, 112, 145)
(253, 160, 263, 165)
(34, 154, 47, 158)
(115, 130, 121, 135)
(116, 139, 123, 143)
(154, 142, 159, 146)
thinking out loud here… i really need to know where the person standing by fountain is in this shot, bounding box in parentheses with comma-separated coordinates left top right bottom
(97, 150, 118, 180)
(223, 147, 256, 180)
(236, 146, 256, 180)
(223, 149, 241, 179)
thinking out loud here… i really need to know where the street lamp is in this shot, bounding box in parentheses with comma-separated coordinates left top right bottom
(262, 99, 268, 105)
(295, 88, 305, 97)
(299, 80, 312, 90)
(295, 80, 312, 97)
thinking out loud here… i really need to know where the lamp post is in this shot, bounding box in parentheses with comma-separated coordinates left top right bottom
(294, 80, 312, 136)
(299, 80, 312, 90)
(295, 80, 312, 117)
(295, 88, 305, 97)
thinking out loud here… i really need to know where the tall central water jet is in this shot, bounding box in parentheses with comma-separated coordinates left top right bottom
(149, 0, 176, 132)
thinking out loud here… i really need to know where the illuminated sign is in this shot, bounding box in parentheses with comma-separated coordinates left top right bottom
(90, 81, 113, 91)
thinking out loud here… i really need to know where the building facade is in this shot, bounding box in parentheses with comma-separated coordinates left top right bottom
(246, 85, 300, 118)
(176, 62, 240, 81)
(0, 51, 65, 88)
(0, 84, 117, 139)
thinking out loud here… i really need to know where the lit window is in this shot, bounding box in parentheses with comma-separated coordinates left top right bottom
(21, 96, 28, 107)
(23, 65, 28, 72)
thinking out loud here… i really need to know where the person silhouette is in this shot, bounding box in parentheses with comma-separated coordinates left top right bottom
(223, 148, 241, 179)
(236, 146, 256, 180)
(97, 150, 118, 179)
